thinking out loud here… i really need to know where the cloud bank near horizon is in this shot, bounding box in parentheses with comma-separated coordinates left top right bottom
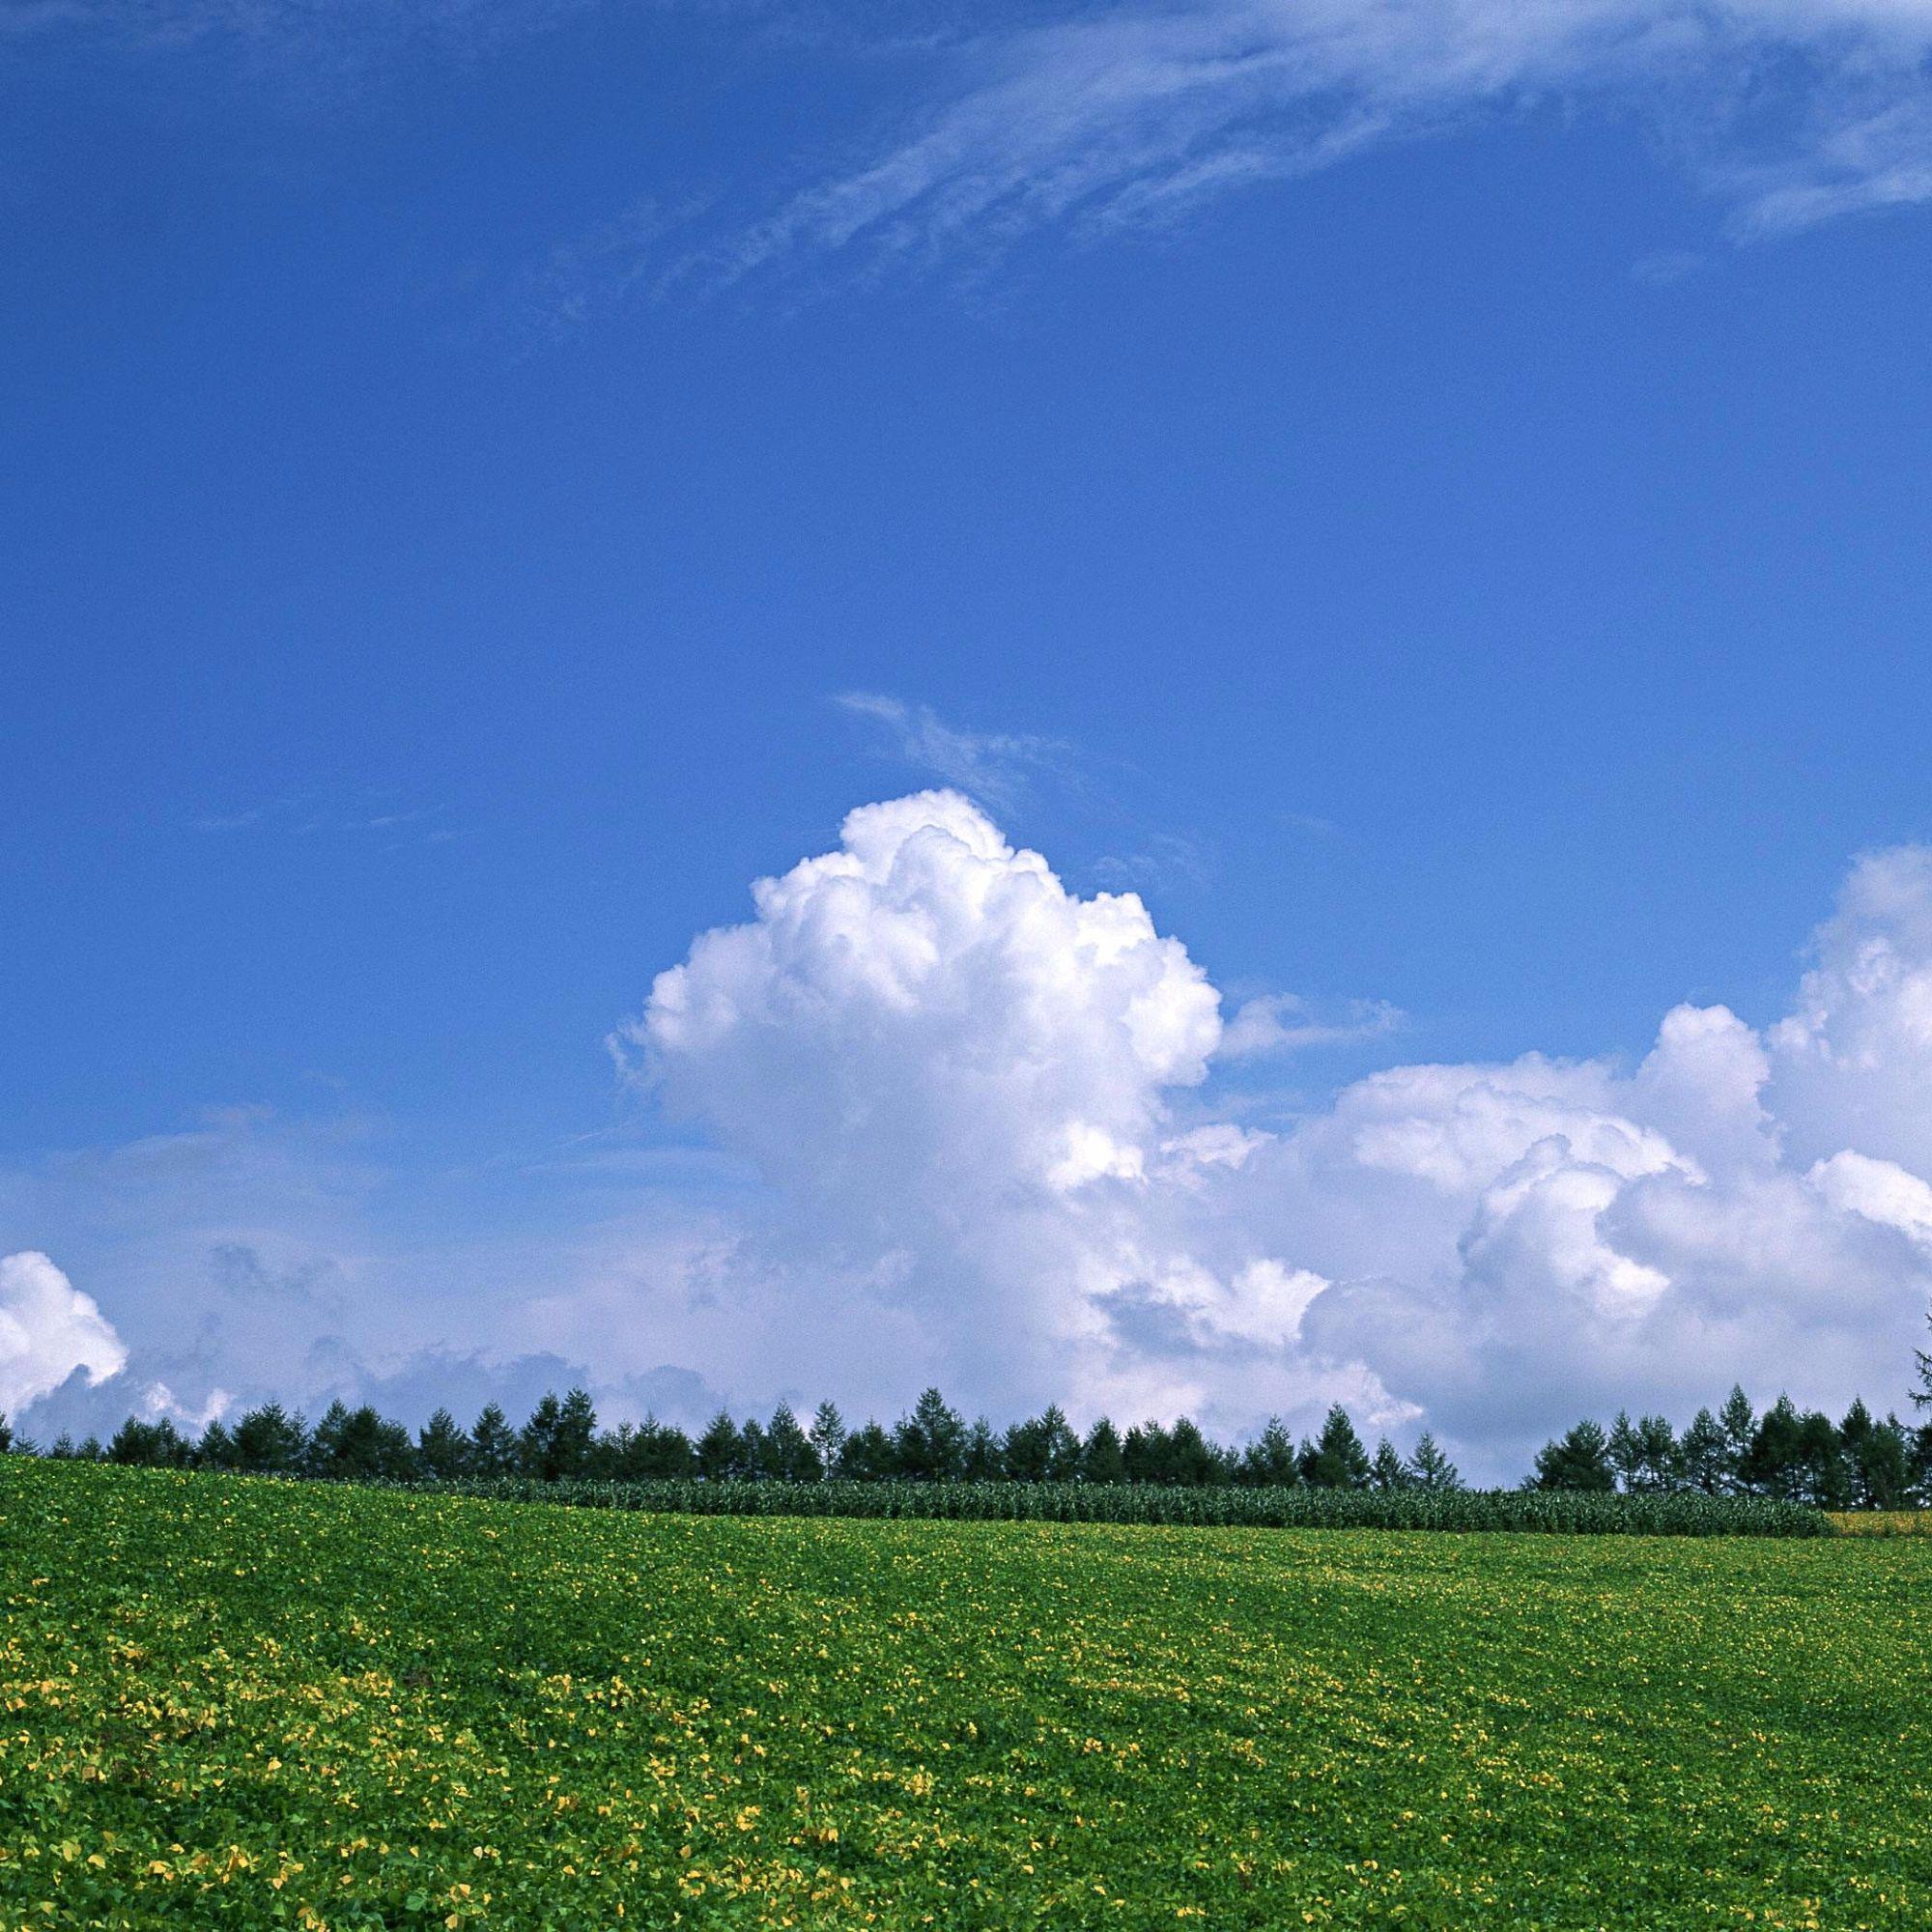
(614, 793, 1932, 1466)
(13, 795, 1932, 1477)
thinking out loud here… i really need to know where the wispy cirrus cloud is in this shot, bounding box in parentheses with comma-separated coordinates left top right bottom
(1092, 832, 1215, 895)
(701, 0, 1932, 286)
(189, 790, 457, 843)
(837, 693, 1221, 900)
(835, 691, 1075, 810)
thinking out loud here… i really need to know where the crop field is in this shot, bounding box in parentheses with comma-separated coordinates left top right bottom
(1827, 1510, 1932, 1535)
(2, 1463, 1928, 1931)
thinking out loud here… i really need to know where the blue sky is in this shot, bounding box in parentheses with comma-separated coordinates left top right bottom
(6, 0, 1932, 1472)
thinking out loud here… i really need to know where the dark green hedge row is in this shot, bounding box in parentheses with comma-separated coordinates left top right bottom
(396, 1475, 1833, 1536)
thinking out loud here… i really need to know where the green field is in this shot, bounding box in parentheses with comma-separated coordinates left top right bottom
(2, 1463, 1927, 1930)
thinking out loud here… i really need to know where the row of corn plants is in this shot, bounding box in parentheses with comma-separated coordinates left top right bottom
(384, 1474, 1833, 1534)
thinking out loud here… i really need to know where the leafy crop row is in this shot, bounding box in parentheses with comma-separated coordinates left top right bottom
(407, 1474, 1832, 1534)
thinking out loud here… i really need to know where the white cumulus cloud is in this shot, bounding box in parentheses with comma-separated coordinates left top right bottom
(1769, 846, 1932, 1174)
(0, 1251, 126, 1417)
(633, 790, 1221, 1204)
(621, 790, 1377, 1427)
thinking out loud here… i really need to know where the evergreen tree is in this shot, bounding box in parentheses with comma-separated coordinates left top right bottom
(417, 1407, 471, 1480)
(1911, 1422, 1932, 1507)
(1838, 1395, 1876, 1499)
(696, 1409, 743, 1482)
(306, 1400, 355, 1475)
(837, 1419, 898, 1480)
(469, 1403, 518, 1477)
(1912, 1308, 1932, 1413)
(1877, 1413, 1917, 1509)
(961, 1416, 1001, 1481)
(197, 1418, 240, 1469)
(739, 1417, 772, 1479)
(233, 1401, 307, 1474)
(1606, 1410, 1643, 1492)
(1238, 1416, 1298, 1488)
(1842, 1401, 1911, 1510)
(1166, 1415, 1222, 1487)
(1002, 1405, 1081, 1481)
(1678, 1408, 1727, 1493)
(371, 1410, 417, 1479)
(765, 1402, 821, 1482)
(307, 1404, 414, 1481)
(1634, 1414, 1681, 1492)
(624, 1417, 696, 1479)
(519, 1393, 565, 1480)
(895, 1388, 967, 1482)
(1121, 1420, 1171, 1485)
(1530, 1419, 1615, 1492)
(1793, 1407, 1850, 1510)
(587, 1422, 632, 1480)
(108, 1416, 190, 1466)
(0, 1413, 11, 1454)
(1369, 1438, 1411, 1492)
(605, 1418, 642, 1479)
(663, 1421, 699, 1478)
(1406, 1432, 1461, 1492)
(1044, 1406, 1085, 1481)
(808, 1402, 847, 1478)
(512, 1388, 598, 1481)
(1718, 1385, 1756, 1492)
(1743, 1396, 1803, 1499)
(999, 1413, 1043, 1481)
(1081, 1417, 1127, 1485)
(1300, 1406, 1372, 1490)
(553, 1389, 598, 1479)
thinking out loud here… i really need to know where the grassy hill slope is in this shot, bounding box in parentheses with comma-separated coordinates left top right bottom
(2, 1462, 1927, 1929)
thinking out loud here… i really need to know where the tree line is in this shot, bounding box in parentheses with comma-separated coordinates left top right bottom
(0, 1391, 1459, 1492)
(5, 1341, 1931, 1504)
(1531, 1392, 1929, 1509)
